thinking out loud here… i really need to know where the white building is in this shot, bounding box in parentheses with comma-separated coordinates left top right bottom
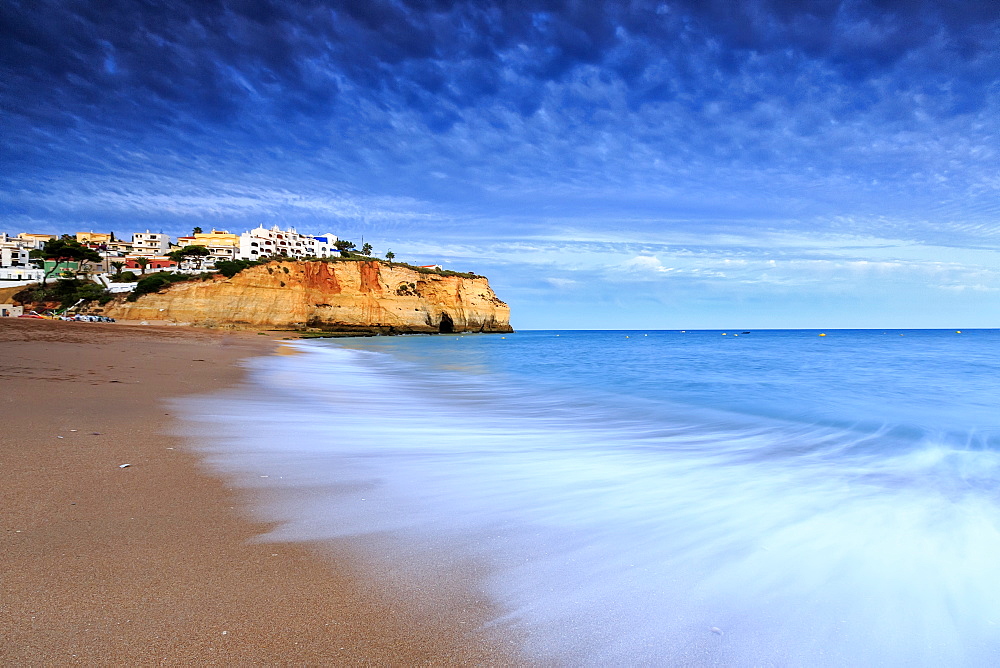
(0, 234, 45, 282)
(0, 233, 32, 269)
(0, 267, 45, 282)
(131, 231, 172, 256)
(237, 226, 339, 261)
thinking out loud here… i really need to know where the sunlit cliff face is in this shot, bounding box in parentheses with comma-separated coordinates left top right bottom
(102, 260, 512, 334)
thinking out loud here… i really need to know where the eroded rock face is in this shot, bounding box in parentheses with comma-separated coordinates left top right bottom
(100, 260, 513, 333)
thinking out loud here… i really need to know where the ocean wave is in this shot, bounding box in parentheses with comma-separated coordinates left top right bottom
(176, 335, 1000, 666)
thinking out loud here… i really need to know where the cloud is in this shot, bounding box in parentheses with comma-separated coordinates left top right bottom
(621, 255, 674, 275)
(545, 277, 578, 289)
(3, 1, 1000, 327)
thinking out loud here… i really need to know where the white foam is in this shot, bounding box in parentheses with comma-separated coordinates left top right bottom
(176, 342, 1000, 666)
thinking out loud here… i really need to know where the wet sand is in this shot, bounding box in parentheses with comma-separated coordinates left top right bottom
(0, 318, 518, 665)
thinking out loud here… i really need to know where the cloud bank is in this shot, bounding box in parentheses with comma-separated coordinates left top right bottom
(2, 1, 999, 326)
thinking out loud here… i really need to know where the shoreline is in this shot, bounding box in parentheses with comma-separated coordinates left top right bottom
(0, 318, 518, 665)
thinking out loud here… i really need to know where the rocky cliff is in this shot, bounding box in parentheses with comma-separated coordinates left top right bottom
(100, 260, 513, 334)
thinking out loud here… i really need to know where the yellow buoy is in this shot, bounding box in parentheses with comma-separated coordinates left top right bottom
(819, 333, 826, 337)
(957, 331, 962, 334)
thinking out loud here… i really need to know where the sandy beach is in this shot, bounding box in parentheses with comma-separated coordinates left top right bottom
(0, 318, 516, 665)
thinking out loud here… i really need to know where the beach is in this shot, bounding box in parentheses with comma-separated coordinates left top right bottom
(0, 318, 515, 665)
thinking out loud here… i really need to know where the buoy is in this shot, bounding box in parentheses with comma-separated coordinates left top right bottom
(722, 333, 727, 336)
(819, 333, 826, 337)
(957, 330, 961, 334)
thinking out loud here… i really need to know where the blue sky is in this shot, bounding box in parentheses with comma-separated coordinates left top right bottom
(2, 1, 999, 329)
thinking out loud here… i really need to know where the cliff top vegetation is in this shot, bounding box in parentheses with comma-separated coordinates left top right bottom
(121, 256, 483, 302)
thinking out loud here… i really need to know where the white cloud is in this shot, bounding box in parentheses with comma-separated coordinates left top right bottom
(622, 255, 673, 274)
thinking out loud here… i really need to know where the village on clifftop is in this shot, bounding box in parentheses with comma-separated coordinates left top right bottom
(1, 226, 342, 283)
(0, 226, 447, 319)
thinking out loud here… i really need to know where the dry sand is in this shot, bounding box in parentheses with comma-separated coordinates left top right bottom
(0, 318, 520, 665)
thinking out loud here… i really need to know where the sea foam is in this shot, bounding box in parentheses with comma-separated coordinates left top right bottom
(177, 331, 1000, 666)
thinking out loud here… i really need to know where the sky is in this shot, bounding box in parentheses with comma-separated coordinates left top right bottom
(2, 0, 999, 329)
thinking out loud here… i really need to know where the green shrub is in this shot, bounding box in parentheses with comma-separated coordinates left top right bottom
(127, 272, 192, 301)
(213, 259, 264, 278)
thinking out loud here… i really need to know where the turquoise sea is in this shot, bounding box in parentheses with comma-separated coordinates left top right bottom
(180, 329, 1000, 666)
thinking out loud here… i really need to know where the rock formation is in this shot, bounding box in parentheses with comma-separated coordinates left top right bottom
(99, 260, 513, 334)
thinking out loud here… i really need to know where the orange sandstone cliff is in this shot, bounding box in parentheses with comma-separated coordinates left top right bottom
(101, 260, 513, 334)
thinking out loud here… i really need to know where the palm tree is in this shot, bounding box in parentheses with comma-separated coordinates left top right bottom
(385, 250, 395, 263)
(110, 261, 125, 280)
(136, 257, 150, 275)
(361, 242, 373, 256)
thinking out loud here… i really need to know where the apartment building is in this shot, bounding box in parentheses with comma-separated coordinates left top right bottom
(237, 225, 338, 260)
(76, 232, 113, 245)
(130, 231, 171, 256)
(175, 229, 240, 267)
(16, 233, 55, 249)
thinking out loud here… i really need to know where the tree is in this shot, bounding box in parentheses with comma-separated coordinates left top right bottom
(193, 226, 203, 235)
(334, 239, 356, 255)
(110, 261, 125, 279)
(168, 244, 211, 270)
(385, 250, 395, 263)
(135, 257, 150, 275)
(361, 242, 373, 256)
(39, 236, 103, 285)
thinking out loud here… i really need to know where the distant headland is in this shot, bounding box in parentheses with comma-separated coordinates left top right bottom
(1, 227, 512, 334)
(101, 258, 513, 334)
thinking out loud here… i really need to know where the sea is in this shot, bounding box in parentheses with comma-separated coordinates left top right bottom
(178, 329, 1000, 666)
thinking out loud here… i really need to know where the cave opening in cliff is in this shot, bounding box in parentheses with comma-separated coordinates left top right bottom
(439, 312, 454, 333)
